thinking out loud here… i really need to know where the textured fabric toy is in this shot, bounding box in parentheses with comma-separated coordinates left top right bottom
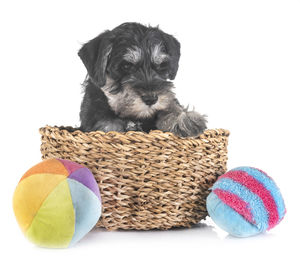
(206, 166, 286, 237)
(13, 159, 101, 248)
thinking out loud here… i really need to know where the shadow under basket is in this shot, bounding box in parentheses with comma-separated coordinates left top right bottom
(39, 126, 230, 231)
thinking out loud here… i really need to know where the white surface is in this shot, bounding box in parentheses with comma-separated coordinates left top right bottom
(0, 0, 299, 255)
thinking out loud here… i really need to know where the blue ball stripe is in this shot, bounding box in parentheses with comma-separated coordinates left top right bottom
(207, 192, 260, 237)
(212, 178, 269, 231)
(231, 167, 286, 220)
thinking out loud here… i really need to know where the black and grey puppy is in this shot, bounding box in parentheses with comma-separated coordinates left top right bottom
(79, 22, 207, 137)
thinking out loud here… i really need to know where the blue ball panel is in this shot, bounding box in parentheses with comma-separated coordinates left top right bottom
(207, 192, 260, 237)
(67, 179, 101, 247)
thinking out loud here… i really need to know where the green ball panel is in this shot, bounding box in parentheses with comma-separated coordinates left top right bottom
(25, 179, 75, 248)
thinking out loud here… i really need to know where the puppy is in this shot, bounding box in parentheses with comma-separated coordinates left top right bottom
(79, 22, 207, 137)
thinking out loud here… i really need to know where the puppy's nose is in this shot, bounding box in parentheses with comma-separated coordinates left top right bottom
(141, 95, 158, 106)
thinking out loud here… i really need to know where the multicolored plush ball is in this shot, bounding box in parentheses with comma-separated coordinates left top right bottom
(13, 159, 101, 248)
(206, 166, 286, 237)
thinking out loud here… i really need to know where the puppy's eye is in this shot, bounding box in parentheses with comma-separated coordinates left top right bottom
(120, 61, 134, 72)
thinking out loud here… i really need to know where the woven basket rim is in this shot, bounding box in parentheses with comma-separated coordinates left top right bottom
(40, 125, 230, 141)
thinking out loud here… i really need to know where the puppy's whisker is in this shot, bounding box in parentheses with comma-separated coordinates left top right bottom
(121, 79, 134, 85)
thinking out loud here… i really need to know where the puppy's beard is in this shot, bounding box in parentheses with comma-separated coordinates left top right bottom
(101, 77, 174, 119)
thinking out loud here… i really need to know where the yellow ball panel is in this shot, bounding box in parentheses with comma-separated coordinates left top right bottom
(13, 173, 66, 232)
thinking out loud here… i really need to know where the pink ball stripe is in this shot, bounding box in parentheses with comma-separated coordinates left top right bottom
(213, 188, 255, 224)
(220, 171, 279, 229)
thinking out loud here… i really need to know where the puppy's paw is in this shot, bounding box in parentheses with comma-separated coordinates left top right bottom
(157, 110, 207, 137)
(125, 121, 143, 132)
(174, 111, 207, 137)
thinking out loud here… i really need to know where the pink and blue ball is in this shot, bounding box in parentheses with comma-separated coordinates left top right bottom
(206, 166, 286, 237)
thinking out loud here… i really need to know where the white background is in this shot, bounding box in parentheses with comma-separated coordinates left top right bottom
(0, 0, 299, 255)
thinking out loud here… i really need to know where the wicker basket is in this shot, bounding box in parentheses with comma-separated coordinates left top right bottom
(39, 126, 229, 230)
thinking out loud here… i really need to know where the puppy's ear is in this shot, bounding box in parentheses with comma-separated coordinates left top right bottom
(78, 31, 113, 87)
(162, 33, 181, 80)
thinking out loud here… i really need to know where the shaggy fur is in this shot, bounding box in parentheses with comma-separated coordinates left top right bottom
(79, 22, 207, 137)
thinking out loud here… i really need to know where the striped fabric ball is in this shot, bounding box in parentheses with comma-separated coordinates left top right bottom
(206, 166, 286, 237)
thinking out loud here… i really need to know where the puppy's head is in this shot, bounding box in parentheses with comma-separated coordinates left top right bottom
(78, 22, 181, 119)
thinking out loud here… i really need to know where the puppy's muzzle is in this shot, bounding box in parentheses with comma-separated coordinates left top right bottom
(141, 95, 158, 106)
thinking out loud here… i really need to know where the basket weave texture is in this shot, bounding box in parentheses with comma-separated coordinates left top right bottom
(40, 126, 229, 230)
